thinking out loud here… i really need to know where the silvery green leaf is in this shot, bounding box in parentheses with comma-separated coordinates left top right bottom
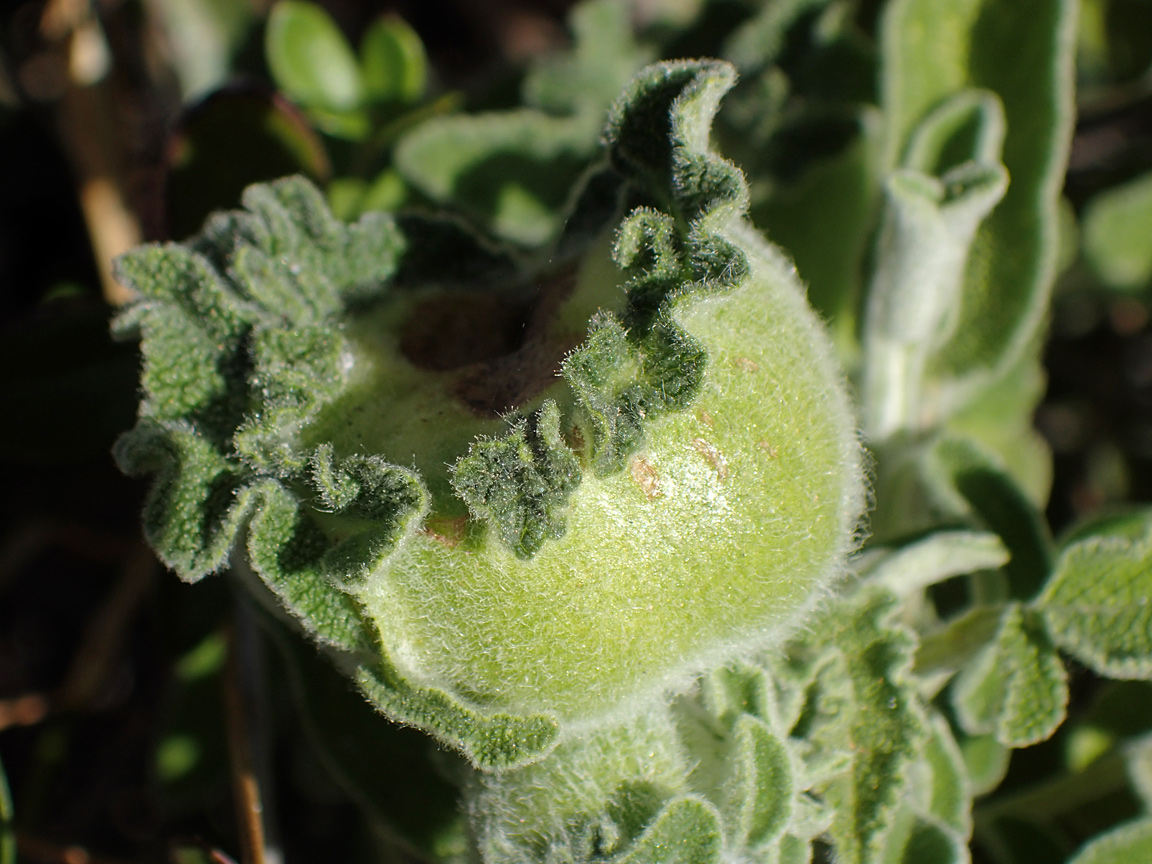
(914, 605, 1005, 680)
(951, 604, 1068, 748)
(804, 589, 927, 864)
(863, 162, 1008, 439)
(869, 530, 1008, 598)
(1038, 522, 1152, 680)
(1066, 819, 1152, 864)
(719, 715, 794, 850)
(880, 0, 1076, 408)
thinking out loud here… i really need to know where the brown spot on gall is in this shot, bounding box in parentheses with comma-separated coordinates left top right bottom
(420, 516, 470, 548)
(697, 409, 715, 428)
(630, 456, 662, 500)
(692, 438, 730, 479)
(758, 441, 779, 458)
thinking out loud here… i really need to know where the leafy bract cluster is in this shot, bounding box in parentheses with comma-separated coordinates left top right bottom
(115, 59, 862, 770)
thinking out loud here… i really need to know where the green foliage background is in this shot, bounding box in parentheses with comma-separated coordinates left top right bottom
(2, 1, 1152, 863)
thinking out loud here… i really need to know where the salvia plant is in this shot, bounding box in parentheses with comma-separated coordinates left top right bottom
(101, 0, 1152, 862)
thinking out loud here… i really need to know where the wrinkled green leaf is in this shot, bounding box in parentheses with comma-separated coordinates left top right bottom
(1066, 818, 1152, 864)
(357, 663, 560, 772)
(266, 1, 363, 113)
(952, 604, 1068, 748)
(1039, 525, 1152, 680)
(809, 589, 926, 864)
(1082, 171, 1152, 292)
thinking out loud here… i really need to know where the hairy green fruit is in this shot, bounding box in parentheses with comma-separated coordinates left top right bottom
(114, 60, 862, 763)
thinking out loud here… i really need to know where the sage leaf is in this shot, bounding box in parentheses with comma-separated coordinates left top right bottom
(870, 530, 1008, 599)
(359, 15, 426, 105)
(958, 733, 1009, 797)
(952, 604, 1068, 748)
(1066, 818, 1152, 864)
(880, 0, 1076, 404)
(721, 715, 794, 849)
(808, 589, 926, 864)
(612, 796, 723, 864)
(1038, 527, 1152, 680)
(265, 0, 363, 113)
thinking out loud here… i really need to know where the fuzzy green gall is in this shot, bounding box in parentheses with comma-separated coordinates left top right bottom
(114, 60, 863, 765)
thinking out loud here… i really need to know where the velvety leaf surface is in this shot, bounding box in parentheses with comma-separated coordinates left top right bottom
(1039, 525, 1152, 680)
(951, 604, 1068, 748)
(1066, 818, 1152, 864)
(880, 0, 1076, 406)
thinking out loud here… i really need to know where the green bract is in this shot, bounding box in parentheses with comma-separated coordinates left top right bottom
(114, 60, 862, 766)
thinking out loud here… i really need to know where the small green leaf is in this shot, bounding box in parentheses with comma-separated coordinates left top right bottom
(952, 603, 1068, 747)
(920, 713, 971, 836)
(914, 605, 1005, 679)
(880, 0, 1077, 405)
(359, 15, 426, 105)
(870, 530, 1009, 598)
(958, 733, 1009, 796)
(862, 161, 1008, 439)
(612, 796, 723, 864)
(266, 0, 363, 113)
(1038, 527, 1152, 679)
(1066, 818, 1152, 864)
(1083, 171, 1152, 292)
(721, 716, 794, 849)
